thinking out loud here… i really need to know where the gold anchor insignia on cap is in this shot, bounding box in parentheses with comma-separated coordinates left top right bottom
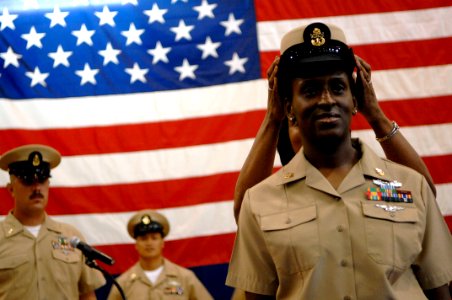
(141, 215, 151, 225)
(310, 28, 325, 46)
(32, 153, 41, 166)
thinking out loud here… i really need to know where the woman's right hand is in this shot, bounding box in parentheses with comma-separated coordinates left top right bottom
(266, 56, 285, 123)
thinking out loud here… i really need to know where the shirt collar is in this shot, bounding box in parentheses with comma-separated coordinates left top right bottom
(276, 139, 397, 186)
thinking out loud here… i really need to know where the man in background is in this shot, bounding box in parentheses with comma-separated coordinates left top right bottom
(108, 209, 213, 299)
(0, 144, 105, 299)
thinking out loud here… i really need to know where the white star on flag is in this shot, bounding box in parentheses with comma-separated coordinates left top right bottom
(98, 43, 121, 65)
(170, 20, 194, 41)
(197, 36, 221, 59)
(224, 52, 248, 75)
(220, 13, 243, 36)
(0, 7, 18, 30)
(45, 6, 69, 28)
(125, 63, 149, 83)
(193, 0, 217, 20)
(147, 41, 171, 64)
(72, 24, 95, 46)
(75, 63, 99, 85)
(174, 58, 198, 81)
(21, 26, 46, 49)
(48, 45, 72, 67)
(143, 3, 167, 24)
(95, 6, 117, 27)
(121, 23, 145, 46)
(25, 67, 49, 87)
(0, 47, 22, 68)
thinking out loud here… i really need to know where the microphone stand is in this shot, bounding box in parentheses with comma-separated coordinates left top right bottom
(85, 258, 127, 300)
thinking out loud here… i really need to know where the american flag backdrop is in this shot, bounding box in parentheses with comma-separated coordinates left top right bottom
(0, 0, 451, 298)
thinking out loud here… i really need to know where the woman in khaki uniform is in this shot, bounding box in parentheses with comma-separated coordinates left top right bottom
(0, 144, 105, 300)
(226, 22, 452, 299)
(108, 209, 213, 300)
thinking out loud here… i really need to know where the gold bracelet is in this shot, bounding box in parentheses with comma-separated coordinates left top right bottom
(376, 121, 399, 142)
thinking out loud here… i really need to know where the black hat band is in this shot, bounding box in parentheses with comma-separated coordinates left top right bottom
(133, 221, 164, 238)
(280, 39, 356, 76)
(8, 151, 51, 185)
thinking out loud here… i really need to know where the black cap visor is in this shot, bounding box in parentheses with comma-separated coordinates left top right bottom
(134, 221, 164, 238)
(9, 161, 51, 185)
(280, 40, 356, 78)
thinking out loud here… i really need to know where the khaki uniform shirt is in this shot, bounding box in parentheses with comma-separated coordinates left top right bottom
(108, 258, 213, 300)
(0, 212, 105, 300)
(226, 141, 452, 299)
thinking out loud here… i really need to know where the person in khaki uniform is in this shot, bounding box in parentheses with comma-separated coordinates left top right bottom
(0, 144, 105, 299)
(108, 209, 213, 300)
(226, 22, 452, 299)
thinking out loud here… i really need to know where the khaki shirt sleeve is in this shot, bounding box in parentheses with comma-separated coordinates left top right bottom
(107, 282, 123, 300)
(78, 262, 106, 294)
(226, 189, 278, 295)
(74, 229, 106, 294)
(413, 177, 452, 289)
(186, 270, 213, 300)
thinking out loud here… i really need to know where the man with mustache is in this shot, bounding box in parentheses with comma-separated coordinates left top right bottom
(0, 144, 105, 299)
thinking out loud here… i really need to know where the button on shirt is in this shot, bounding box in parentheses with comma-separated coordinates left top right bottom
(226, 141, 452, 299)
(0, 212, 105, 299)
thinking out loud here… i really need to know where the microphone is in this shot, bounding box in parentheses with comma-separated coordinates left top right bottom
(70, 236, 115, 265)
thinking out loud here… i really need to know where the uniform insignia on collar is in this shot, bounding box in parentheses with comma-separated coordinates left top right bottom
(164, 279, 184, 295)
(375, 168, 384, 176)
(51, 235, 75, 255)
(283, 172, 294, 179)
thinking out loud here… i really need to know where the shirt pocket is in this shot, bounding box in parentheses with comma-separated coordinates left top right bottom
(0, 254, 31, 290)
(261, 205, 319, 274)
(362, 202, 422, 269)
(51, 248, 81, 283)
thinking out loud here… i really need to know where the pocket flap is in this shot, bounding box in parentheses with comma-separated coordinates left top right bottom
(362, 202, 418, 223)
(261, 205, 316, 231)
(0, 255, 28, 269)
(52, 249, 80, 263)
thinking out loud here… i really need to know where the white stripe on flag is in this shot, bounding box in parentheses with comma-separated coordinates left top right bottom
(257, 6, 452, 51)
(50, 200, 236, 246)
(0, 124, 451, 187)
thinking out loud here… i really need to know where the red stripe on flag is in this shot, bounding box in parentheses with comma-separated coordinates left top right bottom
(96, 233, 235, 274)
(0, 111, 265, 156)
(445, 215, 452, 232)
(424, 155, 452, 184)
(351, 95, 452, 129)
(1, 158, 450, 216)
(255, 0, 450, 21)
(1, 94, 451, 158)
(0, 172, 238, 214)
(259, 38, 452, 77)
